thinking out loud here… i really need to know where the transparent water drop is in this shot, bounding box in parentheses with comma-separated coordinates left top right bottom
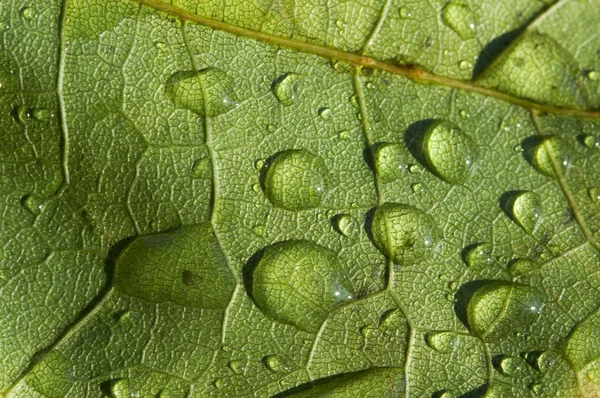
(190, 157, 211, 179)
(588, 187, 600, 203)
(536, 350, 559, 373)
(20, 7, 36, 21)
(338, 130, 350, 140)
(213, 378, 224, 389)
(333, 214, 360, 238)
(588, 71, 599, 81)
(249, 240, 354, 332)
(411, 183, 423, 193)
(459, 110, 469, 119)
(360, 324, 378, 339)
(22, 194, 43, 215)
(466, 282, 542, 338)
(409, 164, 422, 174)
(335, 19, 346, 29)
(441, 2, 476, 39)
(318, 107, 332, 120)
(458, 60, 471, 70)
(530, 136, 569, 178)
(166, 68, 237, 117)
(254, 159, 265, 170)
(263, 355, 289, 372)
(508, 259, 540, 278)
(399, 7, 412, 19)
(266, 124, 276, 133)
(565, 312, 600, 370)
(513, 144, 522, 153)
(31, 108, 51, 121)
(263, 149, 328, 211)
(438, 391, 457, 398)
(154, 41, 167, 51)
(349, 95, 359, 108)
(583, 134, 600, 149)
(498, 356, 525, 376)
(530, 383, 545, 395)
(464, 242, 493, 268)
(421, 120, 477, 184)
(511, 191, 542, 233)
(228, 360, 245, 374)
(252, 225, 265, 237)
(374, 143, 407, 183)
(425, 331, 457, 352)
(370, 203, 441, 265)
(380, 308, 404, 329)
(110, 379, 134, 398)
(272, 73, 303, 105)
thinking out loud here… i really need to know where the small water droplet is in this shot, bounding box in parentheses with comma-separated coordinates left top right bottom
(166, 68, 237, 116)
(228, 359, 245, 374)
(335, 19, 346, 29)
(399, 7, 412, 19)
(421, 120, 477, 184)
(110, 379, 134, 398)
(338, 130, 350, 140)
(371, 203, 441, 265)
(263, 355, 289, 372)
(272, 73, 304, 105)
(409, 164, 421, 174)
(20, 7, 36, 21)
(588, 187, 600, 203)
(498, 356, 525, 376)
(154, 41, 167, 51)
(514, 144, 522, 152)
(349, 95, 359, 108)
(411, 183, 423, 193)
(252, 225, 265, 237)
(588, 71, 599, 81)
(530, 136, 569, 178)
(530, 383, 545, 395)
(254, 159, 265, 170)
(380, 308, 404, 329)
(333, 214, 360, 238)
(464, 242, 493, 268)
(249, 240, 354, 332)
(22, 194, 43, 215)
(366, 82, 375, 90)
(441, 2, 476, 39)
(361, 324, 378, 339)
(425, 331, 457, 352)
(459, 110, 469, 119)
(438, 391, 457, 398)
(511, 191, 542, 233)
(374, 143, 407, 183)
(318, 107, 332, 120)
(458, 60, 471, 70)
(266, 124, 275, 133)
(536, 351, 559, 373)
(508, 259, 539, 278)
(213, 378, 224, 389)
(252, 183, 261, 193)
(582, 134, 600, 149)
(190, 157, 212, 179)
(263, 149, 328, 211)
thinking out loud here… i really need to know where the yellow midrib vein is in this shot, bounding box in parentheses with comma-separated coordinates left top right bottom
(134, 0, 600, 119)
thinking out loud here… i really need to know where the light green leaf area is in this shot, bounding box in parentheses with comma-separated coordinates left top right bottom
(1, 0, 600, 397)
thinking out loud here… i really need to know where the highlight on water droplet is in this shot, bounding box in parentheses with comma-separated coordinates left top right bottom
(272, 73, 304, 105)
(337, 130, 350, 140)
(20, 6, 36, 21)
(458, 60, 471, 70)
(370, 203, 441, 265)
(374, 143, 408, 183)
(588, 187, 600, 203)
(420, 120, 478, 184)
(441, 1, 476, 39)
(166, 68, 237, 116)
(399, 7, 412, 19)
(411, 183, 423, 193)
(228, 359, 245, 374)
(332, 214, 360, 238)
(248, 240, 354, 332)
(262, 149, 328, 211)
(582, 134, 600, 149)
(318, 107, 332, 120)
(425, 331, 457, 352)
(459, 109, 469, 119)
(527, 136, 569, 178)
(465, 281, 542, 338)
(22, 194, 43, 215)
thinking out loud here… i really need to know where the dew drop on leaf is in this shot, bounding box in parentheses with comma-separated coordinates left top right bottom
(588, 187, 600, 203)
(263, 149, 328, 211)
(254, 159, 265, 170)
(497, 356, 525, 376)
(337, 130, 350, 140)
(399, 7, 411, 19)
(508, 258, 540, 279)
(374, 143, 407, 183)
(411, 183, 423, 193)
(425, 331, 457, 352)
(459, 109, 469, 119)
(511, 191, 542, 233)
(583, 134, 600, 149)
(190, 157, 212, 179)
(565, 311, 600, 370)
(272, 73, 303, 105)
(249, 240, 354, 332)
(20, 6, 36, 21)
(31, 108, 51, 121)
(263, 355, 288, 372)
(165, 68, 237, 117)
(458, 60, 471, 70)
(536, 350, 559, 373)
(333, 214, 360, 238)
(530, 136, 569, 178)
(213, 378, 224, 389)
(588, 70, 599, 81)
(228, 359, 245, 374)
(466, 282, 542, 338)
(110, 379, 135, 398)
(370, 203, 441, 265)
(464, 242, 493, 269)
(421, 120, 477, 184)
(22, 194, 43, 215)
(318, 107, 332, 120)
(441, 2, 476, 39)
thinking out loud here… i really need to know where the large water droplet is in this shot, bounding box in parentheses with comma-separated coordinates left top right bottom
(249, 240, 354, 332)
(530, 136, 569, 178)
(272, 73, 303, 105)
(466, 282, 542, 338)
(374, 143, 407, 183)
(333, 214, 360, 238)
(421, 120, 477, 184)
(263, 149, 328, 211)
(370, 203, 441, 265)
(441, 2, 476, 39)
(511, 191, 542, 233)
(425, 331, 457, 352)
(166, 68, 237, 116)
(115, 223, 236, 309)
(565, 312, 600, 370)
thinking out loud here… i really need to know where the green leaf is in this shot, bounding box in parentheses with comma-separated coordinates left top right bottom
(1, 0, 600, 397)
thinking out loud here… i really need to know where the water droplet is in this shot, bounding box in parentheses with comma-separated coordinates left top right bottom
(511, 191, 542, 233)
(263, 149, 328, 211)
(318, 107, 332, 120)
(366, 82, 375, 90)
(360, 325, 378, 339)
(411, 183, 423, 193)
(583, 134, 600, 149)
(374, 143, 407, 183)
(213, 378, 224, 389)
(399, 7, 411, 19)
(252, 183, 262, 193)
(20, 7, 36, 21)
(154, 41, 167, 51)
(335, 19, 346, 29)
(588, 187, 600, 203)
(466, 282, 542, 337)
(190, 157, 212, 179)
(508, 259, 540, 278)
(349, 95, 359, 108)
(370, 203, 441, 265)
(252, 225, 265, 237)
(228, 360, 245, 374)
(166, 68, 237, 116)
(409, 164, 421, 174)
(441, 2, 476, 39)
(254, 159, 265, 170)
(115, 224, 236, 309)
(12, 105, 31, 124)
(338, 130, 350, 140)
(266, 124, 275, 133)
(421, 120, 477, 184)
(458, 60, 471, 70)
(530, 383, 545, 395)
(459, 110, 469, 119)
(536, 351, 559, 373)
(498, 356, 525, 376)
(588, 71, 599, 81)
(110, 379, 134, 398)
(530, 136, 569, 178)
(272, 73, 303, 105)
(249, 240, 354, 332)
(22, 194, 43, 215)
(438, 391, 457, 398)
(263, 355, 289, 372)
(464, 242, 493, 269)
(425, 331, 457, 352)
(565, 312, 600, 370)
(333, 214, 360, 238)
(380, 308, 404, 329)
(31, 108, 51, 121)
(514, 144, 522, 152)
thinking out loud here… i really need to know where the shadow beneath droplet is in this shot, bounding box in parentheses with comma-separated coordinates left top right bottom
(520, 135, 544, 170)
(258, 151, 282, 190)
(498, 190, 527, 224)
(242, 248, 266, 300)
(458, 383, 489, 398)
(271, 370, 367, 397)
(461, 242, 482, 265)
(472, 29, 521, 78)
(453, 280, 494, 331)
(403, 119, 436, 172)
(576, 134, 589, 147)
(363, 207, 377, 245)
